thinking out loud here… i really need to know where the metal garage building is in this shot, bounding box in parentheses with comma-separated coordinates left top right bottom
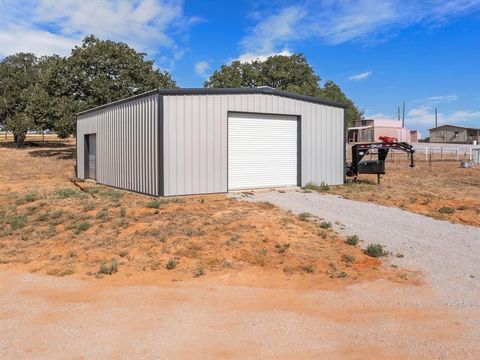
(76, 88, 346, 196)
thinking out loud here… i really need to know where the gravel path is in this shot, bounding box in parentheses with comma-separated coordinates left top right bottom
(246, 190, 480, 308)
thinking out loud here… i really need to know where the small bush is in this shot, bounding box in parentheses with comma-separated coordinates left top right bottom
(320, 221, 332, 229)
(37, 212, 50, 222)
(146, 200, 161, 209)
(47, 268, 75, 277)
(346, 235, 359, 246)
(95, 209, 108, 220)
(319, 230, 328, 239)
(73, 221, 91, 234)
(56, 188, 80, 199)
(301, 181, 330, 192)
(98, 260, 118, 275)
(342, 254, 356, 263)
(119, 208, 127, 218)
(83, 203, 96, 211)
(50, 210, 64, 219)
(119, 250, 129, 257)
(275, 242, 290, 253)
(301, 264, 316, 273)
(166, 258, 177, 270)
(194, 266, 205, 277)
(337, 271, 348, 278)
(298, 212, 312, 221)
(9, 215, 27, 230)
(438, 206, 455, 214)
(16, 192, 39, 205)
(457, 205, 469, 211)
(319, 181, 330, 192)
(301, 182, 317, 190)
(365, 244, 387, 258)
(47, 224, 56, 237)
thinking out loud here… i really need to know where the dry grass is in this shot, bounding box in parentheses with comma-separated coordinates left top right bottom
(0, 140, 414, 286)
(328, 161, 480, 227)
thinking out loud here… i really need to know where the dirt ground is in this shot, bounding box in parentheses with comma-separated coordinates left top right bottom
(1, 140, 479, 359)
(326, 160, 480, 227)
(0, 140, 409, 285)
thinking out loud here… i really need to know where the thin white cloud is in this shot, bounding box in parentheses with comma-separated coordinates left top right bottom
(239, 1, 480, 56)
(349, 71, 372, 81)
(424, 94, 458, 104)
(0, 27, 77, 56)
(0, 0, 197, 68)
(194, 60, 210, 77)
(237, 50, 292, 63)
(240, 6, 305, 57)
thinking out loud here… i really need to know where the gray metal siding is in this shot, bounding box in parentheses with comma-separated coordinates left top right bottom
(77, 94, 159, 196)
(163, 94, 344, 196)
(430, 126, 467, 143)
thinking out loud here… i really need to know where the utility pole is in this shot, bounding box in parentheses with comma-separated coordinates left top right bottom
(397, 106, 400, 121)
(402, 101, 405, 128)
(435, 108, 438, 128)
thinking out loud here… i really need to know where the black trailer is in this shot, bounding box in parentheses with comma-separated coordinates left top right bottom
(346, 142, 415, 184)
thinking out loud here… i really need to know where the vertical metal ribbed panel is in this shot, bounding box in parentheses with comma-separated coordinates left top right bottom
(162, 93, 344, 196)
(76, 94, 159, 196)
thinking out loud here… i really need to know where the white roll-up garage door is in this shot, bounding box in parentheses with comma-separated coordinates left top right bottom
(228, 112, 298, 190)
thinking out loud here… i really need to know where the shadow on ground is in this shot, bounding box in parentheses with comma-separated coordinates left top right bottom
(29, 148, 76, 160)
(0, 141, 75, 160)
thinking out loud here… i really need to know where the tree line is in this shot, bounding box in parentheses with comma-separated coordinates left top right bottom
(0, 35, 363, 147)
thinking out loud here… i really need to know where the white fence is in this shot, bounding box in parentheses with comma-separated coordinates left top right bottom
(346, 144, 480, 163)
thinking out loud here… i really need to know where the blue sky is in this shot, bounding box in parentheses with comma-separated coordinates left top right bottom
(1, 0, 479, 136)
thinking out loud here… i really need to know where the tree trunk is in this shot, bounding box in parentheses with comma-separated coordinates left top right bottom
(14, 133, 26, 147)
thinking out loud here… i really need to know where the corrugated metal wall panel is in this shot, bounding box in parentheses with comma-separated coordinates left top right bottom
(162, 93, 344, 196)
(76, 94, 159, 196)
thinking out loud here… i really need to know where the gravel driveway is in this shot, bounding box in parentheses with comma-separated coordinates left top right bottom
(246, 190, 480, 308)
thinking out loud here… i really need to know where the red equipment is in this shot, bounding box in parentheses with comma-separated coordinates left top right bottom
(378, 136, 397, 143)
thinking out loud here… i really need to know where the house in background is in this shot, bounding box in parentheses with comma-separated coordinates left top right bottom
(348, 119, 419, 143)
(429, 125, 480, 144)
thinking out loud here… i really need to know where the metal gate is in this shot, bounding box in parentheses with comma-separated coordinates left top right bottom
(85, 134, 96, 180)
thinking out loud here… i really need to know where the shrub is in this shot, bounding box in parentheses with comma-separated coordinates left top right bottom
(319, 181, 330, 192)
(298, 212, 312, 221)
(301, 182, 330, 192)
(194, 266, 205, 277)
(119, 207, 127, 218)
(342, 254, 356, 263)
(95, 209, 108, 220)
(301, 264, 315, 273)
(56, 188, 80, 199)
(98, 260, 118, 275)
(320, 221, 332, 229)
(9, 215, 27, 230)
(365, 244, 388, 258)
(47, 224, 56, 237)
(83, 203, 96, 211)
(166, 258, 177, 270)
(319, 230, 328, 239)
(146, 200, 161, 209)
(275, 242, 290, 253)
(438, 206, 455, 214)
(73, 222, 91, 234)
(119, 250, 129, 257)
(346, 235, 359, 246)
(16, 192, 39, 205)
(457, 205, 469, 211)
